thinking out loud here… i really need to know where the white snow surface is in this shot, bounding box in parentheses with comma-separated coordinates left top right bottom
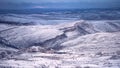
(0, 25, 63, 48)
(0, 20, 120, 68)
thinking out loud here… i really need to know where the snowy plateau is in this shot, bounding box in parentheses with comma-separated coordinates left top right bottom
(0, 12, 120, 68)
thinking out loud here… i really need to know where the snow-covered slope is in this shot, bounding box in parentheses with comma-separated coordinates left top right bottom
(0, 32, 120, 68)
(57, 20, 120, 38)
(0, 20, 120, 49)
(0, 24, 63, 49)
(0, 14, 76, 25)
(0, 20, 120, 68)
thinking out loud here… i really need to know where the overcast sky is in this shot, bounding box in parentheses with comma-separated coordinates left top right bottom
(0, 0, 120, 9)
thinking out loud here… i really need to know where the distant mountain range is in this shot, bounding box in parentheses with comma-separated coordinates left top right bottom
(0, 8, 120, 14)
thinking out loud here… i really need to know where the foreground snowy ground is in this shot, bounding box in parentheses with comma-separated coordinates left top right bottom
(0, 20, 120, 68)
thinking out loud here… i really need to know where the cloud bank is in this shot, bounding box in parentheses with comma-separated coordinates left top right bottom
(0, 0, 120, 9)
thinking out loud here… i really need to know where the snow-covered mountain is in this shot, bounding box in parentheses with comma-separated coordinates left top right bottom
(0, 9, 120, 25)
(0, 19, 120, 68)
(0, 20, 120, 49)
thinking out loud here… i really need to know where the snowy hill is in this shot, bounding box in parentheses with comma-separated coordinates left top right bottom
(0, 20, 120, 68)
(0, 20, 120, 49)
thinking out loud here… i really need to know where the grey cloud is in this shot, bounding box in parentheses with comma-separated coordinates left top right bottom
(0, 0, 120, 9)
